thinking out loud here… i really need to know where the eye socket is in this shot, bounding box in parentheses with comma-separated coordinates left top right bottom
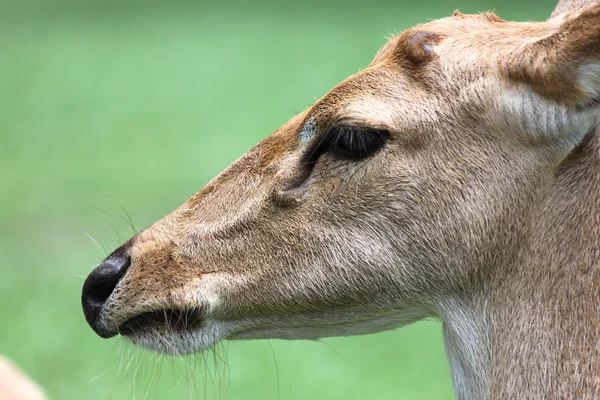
(304, 126, 390, 165)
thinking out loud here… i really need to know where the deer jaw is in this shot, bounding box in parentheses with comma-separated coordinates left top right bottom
(82, 4, 600, 397)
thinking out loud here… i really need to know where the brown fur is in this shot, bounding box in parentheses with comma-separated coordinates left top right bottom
(84, 2, 600, 398)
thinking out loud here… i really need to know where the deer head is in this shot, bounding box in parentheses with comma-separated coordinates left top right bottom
(82, 3, 600, 398)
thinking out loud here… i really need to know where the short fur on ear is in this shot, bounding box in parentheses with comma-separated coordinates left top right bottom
(504, 5, 600, 107)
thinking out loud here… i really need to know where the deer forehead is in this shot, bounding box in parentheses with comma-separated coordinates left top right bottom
(295, 15, 512, 145)
(246, 11, 595, 173)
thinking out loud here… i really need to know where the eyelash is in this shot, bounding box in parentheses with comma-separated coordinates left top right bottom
(304, 126, 390, 165)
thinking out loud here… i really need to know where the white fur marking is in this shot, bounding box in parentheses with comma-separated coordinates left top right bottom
(578, 62, 600, 101)
(345, 98, 397, 123)
(299, 118, 317, 143)
(439, 300, 491, 400)
(498, 87, 594, 144)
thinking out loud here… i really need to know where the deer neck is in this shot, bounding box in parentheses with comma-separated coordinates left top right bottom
(441, 128, 600, 400)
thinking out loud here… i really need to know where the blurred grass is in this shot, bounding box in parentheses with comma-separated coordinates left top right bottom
(0, 0, 555, 399)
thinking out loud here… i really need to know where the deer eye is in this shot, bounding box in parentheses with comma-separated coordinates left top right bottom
(304, 126, 390, 165)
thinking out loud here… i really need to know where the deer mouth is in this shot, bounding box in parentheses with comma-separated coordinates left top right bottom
(118, 309, 203, 336)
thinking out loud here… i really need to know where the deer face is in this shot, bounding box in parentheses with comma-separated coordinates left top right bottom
(82, 9, 600, 354)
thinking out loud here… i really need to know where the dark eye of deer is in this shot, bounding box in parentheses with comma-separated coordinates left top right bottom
(304, 126, 390, 165)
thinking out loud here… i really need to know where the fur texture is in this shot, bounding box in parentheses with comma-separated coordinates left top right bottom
(84, 2, 600, 398)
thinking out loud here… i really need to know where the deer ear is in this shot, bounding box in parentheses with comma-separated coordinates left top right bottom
(504, 5, 600, 108)
(551, 0, 599, 18)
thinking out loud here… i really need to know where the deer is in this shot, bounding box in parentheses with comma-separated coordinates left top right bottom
(81, 0, 600, 398)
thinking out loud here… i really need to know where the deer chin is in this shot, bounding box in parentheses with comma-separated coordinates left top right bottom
(121, 316, 228, 356)
(226, 309, 428, 342)
(120, 307, 426, 355)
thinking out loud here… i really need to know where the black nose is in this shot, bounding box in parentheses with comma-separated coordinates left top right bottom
(82, 244, 131, 338)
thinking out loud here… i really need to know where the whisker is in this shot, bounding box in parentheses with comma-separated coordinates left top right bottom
(91, 210, 124, 244)
(101, 195, 138, 235)
(88, 364, 113, 382)
(84, 232, 107, 257)
(126, 194, 153, 226)
(266, 339, 281, 400)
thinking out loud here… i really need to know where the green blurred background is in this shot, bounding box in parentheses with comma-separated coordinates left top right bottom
(1, 0, 555, 399)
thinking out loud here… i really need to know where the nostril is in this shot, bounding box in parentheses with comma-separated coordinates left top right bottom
(83, 255, 131, 302)
(85, 263, 127, 304)
(82, 253, 131, 335)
